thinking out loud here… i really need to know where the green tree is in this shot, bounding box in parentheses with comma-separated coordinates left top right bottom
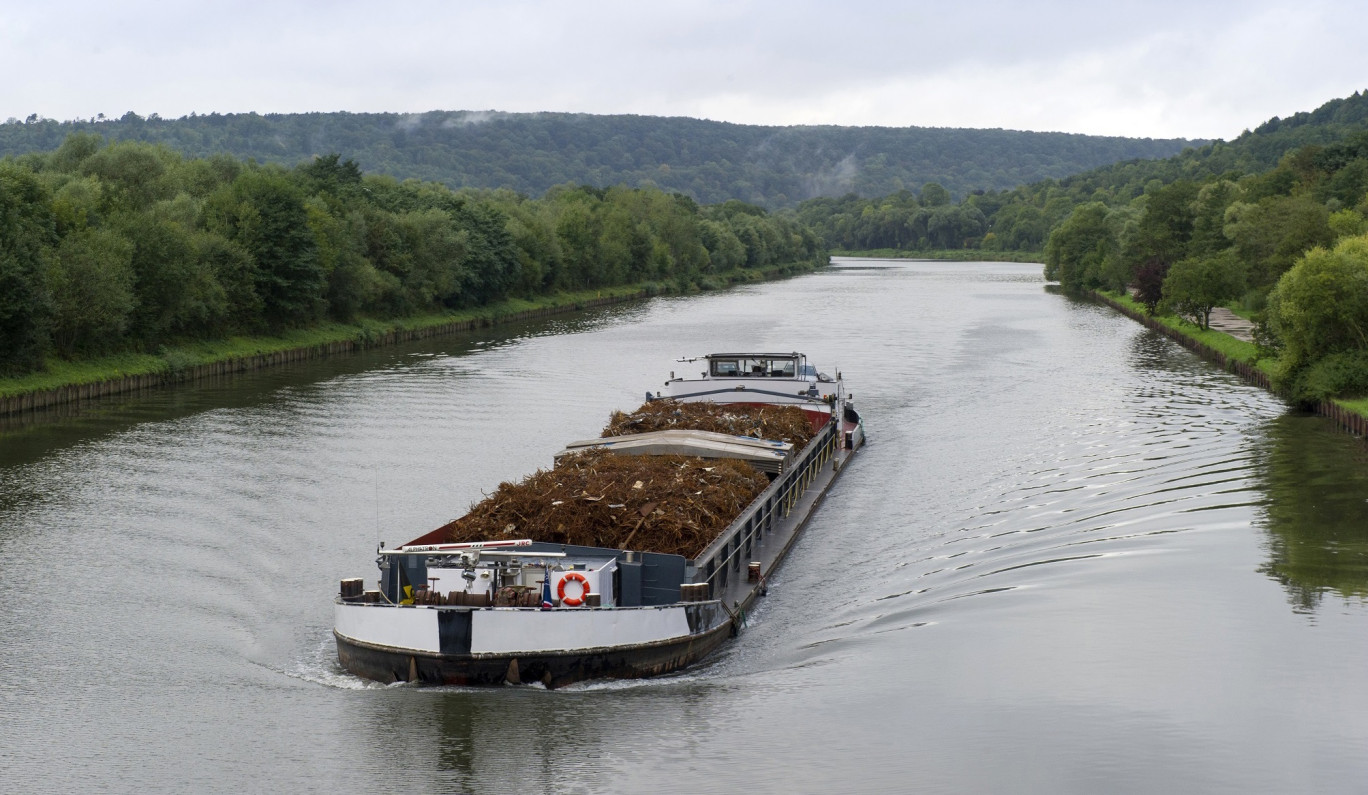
(1266, 233, 1368, 399)
(494, 195, 562, 296)
(47, 227, 135, 355)
(0, 164, 55, 374)
(207, 169, 323, 328)
(1329, 208, 1367, 239)
(699, 219, 746, 270)
(552, 194, 603, 288)
(986, 202, 1048, 251)
(297, 153, 363, 199)
(1322, 157, 1368, 208)
(1224, 195, 1333, 288)
(919, 182, 951, 207)
(119, 210, 226, 343)
(48, 132, 103, 174)
(927, 205, 986, 248)
(1122, 180, 1199, 283)
(49, 175, 104, 236)
(1044, 202, 1117, 291)
(302, 199, 378, 321)
(1161, 250, 1246, 329)
(1187, 179, 1239, 258)
(193, 230, 261, 331)
(80, 140, 179, 212)
(394, 208, 470, 307)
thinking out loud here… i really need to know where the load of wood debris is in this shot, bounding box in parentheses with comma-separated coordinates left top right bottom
(601, 400, 816, 447)
(440, 401, 814, 558)
(438, 449, 769, 558)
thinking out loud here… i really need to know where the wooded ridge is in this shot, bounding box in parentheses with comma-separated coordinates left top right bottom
(0, 111, 1201, 208)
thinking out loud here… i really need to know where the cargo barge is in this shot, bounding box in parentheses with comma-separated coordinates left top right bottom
(333, 352, 864, 687)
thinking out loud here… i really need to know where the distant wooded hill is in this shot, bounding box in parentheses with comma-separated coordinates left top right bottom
(1011, 89, 1368, 202)
(0, 110, 1201, 207)
(799, 90, 1368, 257)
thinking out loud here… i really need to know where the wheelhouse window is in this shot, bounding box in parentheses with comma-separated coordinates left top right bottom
(709, 357, 798, 377)
(710, 359, 740, 377)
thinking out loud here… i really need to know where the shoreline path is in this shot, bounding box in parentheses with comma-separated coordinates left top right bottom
(1207, 307, 1256, 343)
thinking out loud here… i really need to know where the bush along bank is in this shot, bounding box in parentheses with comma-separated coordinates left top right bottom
(1091, 291, 1368, 439)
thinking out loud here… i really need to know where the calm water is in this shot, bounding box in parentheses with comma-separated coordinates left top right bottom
(3, 259, 1368, 793)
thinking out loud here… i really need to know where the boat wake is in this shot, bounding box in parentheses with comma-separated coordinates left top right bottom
(280, 631, 392, 690)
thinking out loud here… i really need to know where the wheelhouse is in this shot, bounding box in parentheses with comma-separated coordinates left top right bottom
(703, 353, 804, 379)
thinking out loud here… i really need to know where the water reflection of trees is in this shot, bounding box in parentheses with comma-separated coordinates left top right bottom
(1258, 413, 1368, 612)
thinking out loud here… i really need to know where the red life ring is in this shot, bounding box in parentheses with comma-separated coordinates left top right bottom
(558, 572, 590, 607)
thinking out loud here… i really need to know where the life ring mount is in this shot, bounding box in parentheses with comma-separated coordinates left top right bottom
(558, 572, 590, 607)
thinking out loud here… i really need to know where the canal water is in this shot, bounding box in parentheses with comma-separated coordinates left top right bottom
(3, 259, 1367, 793)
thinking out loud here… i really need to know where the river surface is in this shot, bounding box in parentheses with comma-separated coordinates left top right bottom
(3, 259, 1368, 793)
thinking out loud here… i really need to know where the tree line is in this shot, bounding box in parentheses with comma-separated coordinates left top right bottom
(796, 90, 1368, 403)
(0, 111, 1199, 209)
(800, 91, 1368, 257)
(1039, 110, 1368, 403)
(0, 136, 825, 377)
(794, 184, 993, 251)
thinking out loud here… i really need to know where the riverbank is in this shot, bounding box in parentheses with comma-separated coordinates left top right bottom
(0, 262, 815, 417)
(832, 248, 1043, 263)
(1092, 290, 1368, 438)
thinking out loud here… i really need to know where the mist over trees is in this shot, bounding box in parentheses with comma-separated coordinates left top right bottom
(0, 111, 1200, 209)
(792, 90, 1368, 403)
(0, 140, 823, 377)
(800, 92, 1368, 259)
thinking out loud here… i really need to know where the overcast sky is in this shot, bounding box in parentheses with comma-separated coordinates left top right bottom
(3, 0, 1365, 141)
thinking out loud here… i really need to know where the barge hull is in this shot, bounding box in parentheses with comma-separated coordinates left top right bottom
(334, 620, 734, 688)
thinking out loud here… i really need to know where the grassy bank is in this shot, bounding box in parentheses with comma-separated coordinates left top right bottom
(1338, 397, 1368, 417)
(1096, 290, 1368, 429)
(1, 292, 618, 396)
(832, 248, 1044, 263)
(1, 262, 814, 403)
(1101, 292, 1273, 376)
(0, 290, 622, 399)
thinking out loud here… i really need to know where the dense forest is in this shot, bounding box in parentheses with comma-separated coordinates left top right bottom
(796, 90, 1368, 403)
(0, 136, 824, 377)
(0, 111, 1199, 208)
(980, 92, 1368, 403)
(798, 91, 1368, 257)
(1033, 92, 1368, 403)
